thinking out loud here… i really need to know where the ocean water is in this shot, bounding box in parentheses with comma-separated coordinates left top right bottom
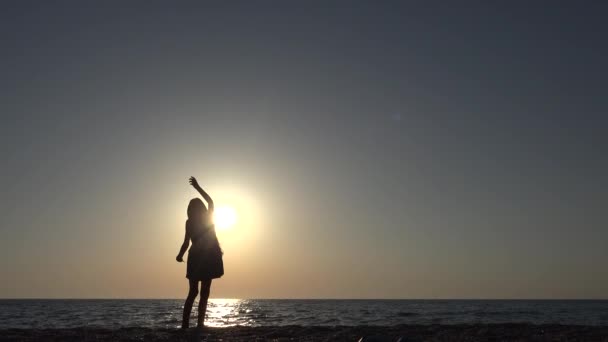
(1, 299, 607, 329)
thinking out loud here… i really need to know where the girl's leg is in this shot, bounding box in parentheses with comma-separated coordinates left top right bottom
(197, 279, 212, 328)
(182, 279, 199, 329)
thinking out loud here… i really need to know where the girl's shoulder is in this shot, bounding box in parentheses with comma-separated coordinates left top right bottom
(186, 219, 206, 230)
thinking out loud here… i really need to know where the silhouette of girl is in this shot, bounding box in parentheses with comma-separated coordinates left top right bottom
(176, 176, 224, 329)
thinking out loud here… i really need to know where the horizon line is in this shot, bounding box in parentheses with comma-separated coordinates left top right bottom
(1, 297, 607, 301)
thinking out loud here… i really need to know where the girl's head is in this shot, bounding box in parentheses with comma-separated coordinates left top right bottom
(187, 198, 207, 221)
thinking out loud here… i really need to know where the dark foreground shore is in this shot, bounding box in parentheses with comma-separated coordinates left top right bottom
(2, 324, 608, 342)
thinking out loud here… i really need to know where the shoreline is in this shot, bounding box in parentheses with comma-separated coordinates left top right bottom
(2, 324, 608, 341)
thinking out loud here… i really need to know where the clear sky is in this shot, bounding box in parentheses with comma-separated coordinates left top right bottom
(1, 2, 607, 299)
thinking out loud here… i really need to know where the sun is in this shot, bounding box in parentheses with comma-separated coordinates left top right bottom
(213, 206, 238, 230)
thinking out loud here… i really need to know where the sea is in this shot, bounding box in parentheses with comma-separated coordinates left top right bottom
(1, 299, 607, 329)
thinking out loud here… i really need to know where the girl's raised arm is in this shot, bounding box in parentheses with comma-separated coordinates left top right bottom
(189, 176, 214, 212)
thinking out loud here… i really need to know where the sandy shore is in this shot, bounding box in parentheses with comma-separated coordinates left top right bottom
(1, 324, 608, 341)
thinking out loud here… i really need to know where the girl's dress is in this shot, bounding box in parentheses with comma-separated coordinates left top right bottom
(186, 218, 224, 280)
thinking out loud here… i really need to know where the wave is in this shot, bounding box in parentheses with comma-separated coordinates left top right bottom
(396, 312, 419, 317)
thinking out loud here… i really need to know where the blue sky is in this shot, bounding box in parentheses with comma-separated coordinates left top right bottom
(1, 1, 607, 298)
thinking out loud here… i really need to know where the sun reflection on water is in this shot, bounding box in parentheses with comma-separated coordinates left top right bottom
(203, 298, 248, 327)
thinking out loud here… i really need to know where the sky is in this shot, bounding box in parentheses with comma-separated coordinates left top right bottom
(1, 1, 607, 299)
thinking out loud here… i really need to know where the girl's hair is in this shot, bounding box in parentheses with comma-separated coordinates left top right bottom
(187, 198, 207, 220)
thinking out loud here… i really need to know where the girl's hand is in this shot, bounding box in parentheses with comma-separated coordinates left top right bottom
(189, 176, 200, 189)
(176, 255, 183, 262)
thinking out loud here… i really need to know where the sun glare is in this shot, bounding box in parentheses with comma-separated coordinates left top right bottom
(214, 206, 238, 230)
